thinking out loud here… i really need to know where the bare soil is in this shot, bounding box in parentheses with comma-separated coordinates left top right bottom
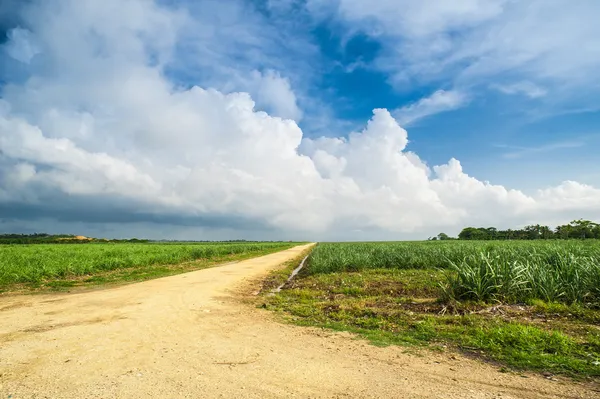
(1, 244, 597, 398)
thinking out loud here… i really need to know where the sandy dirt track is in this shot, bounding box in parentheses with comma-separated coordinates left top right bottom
(1, 244, 597, 398)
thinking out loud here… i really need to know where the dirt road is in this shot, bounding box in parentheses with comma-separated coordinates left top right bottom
(1, 244, 596, 398)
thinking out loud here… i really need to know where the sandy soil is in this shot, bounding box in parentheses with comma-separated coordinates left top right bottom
(1, 244, 597, 398)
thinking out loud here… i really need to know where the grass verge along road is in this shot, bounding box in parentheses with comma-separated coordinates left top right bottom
(262, 241, 600, 380)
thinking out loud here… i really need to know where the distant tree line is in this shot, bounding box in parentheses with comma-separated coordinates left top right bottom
(430, 219, 600, 241)
(0, 233, 70, 244)
(0, 234, 293, 245)
(0, 233, 149, 244)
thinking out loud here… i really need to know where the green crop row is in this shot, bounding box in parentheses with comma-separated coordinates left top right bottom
(0, 242, 295, 286)
(305, 241, 600, 304)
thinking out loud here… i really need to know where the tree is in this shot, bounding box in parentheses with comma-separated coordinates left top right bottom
(455, 220, 600, 241)
(540, 225, 553, 239)
(569, 219, 599, 239)
(524, 224, 543, 240)
(458, 227, 489, 240)
(555, 224, 572, 239)
(485, 227, 498, 240)
(458, 227, 476, 240)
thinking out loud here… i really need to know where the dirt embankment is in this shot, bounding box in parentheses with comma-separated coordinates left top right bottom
(0, 244, 597, 398)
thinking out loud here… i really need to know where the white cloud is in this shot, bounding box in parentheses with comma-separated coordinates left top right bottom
(393, 90, 468, 126)
(237, 70, 302, 121)
(1, 0, 599, 240)
(4, 27, 41, 63)
(492, 81, 547, 99)
(309, 0, 600, 101)
(497, 141, 584, 159)
(164, 0, 313, 122)
(318, 0, 504, 38)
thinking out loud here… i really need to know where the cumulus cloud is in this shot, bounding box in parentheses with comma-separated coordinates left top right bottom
(1, 0, 599, 239)
(236, 70, 302, 121)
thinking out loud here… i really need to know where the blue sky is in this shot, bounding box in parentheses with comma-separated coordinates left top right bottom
(164, 0, 600, 189)
(274, 0, 600, 189)
(1, 0, 600, 240)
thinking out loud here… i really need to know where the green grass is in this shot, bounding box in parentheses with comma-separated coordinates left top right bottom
(263, 242, 600, 379)
(0, 241, 298, 292)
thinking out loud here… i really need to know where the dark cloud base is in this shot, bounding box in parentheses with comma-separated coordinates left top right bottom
(0, 198, 274, 232)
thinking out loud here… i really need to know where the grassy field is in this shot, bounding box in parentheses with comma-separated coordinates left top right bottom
(263, 241, 600, 379)
(0, 241, 297, 292)
(306, 241, 600, 304)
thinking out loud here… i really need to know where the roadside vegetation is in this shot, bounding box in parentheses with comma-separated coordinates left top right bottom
(0, 241, 297, 292)
(262, 241, 600, 379)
